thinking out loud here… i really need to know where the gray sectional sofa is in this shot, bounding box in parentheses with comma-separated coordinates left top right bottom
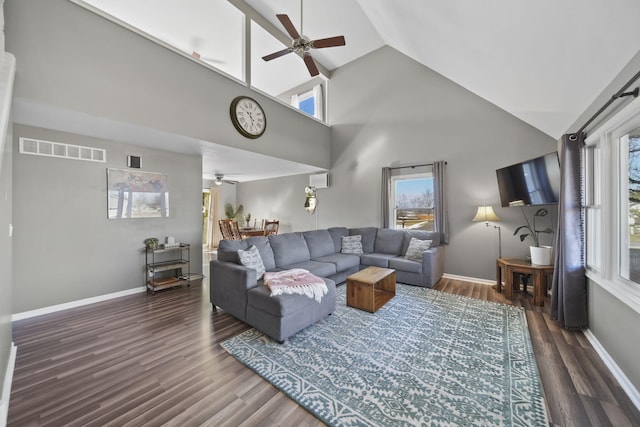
(210, 227, 445, 342)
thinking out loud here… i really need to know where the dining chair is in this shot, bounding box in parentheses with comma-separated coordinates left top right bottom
(219, 219, 242, 240)
(263, 220, 279, 236)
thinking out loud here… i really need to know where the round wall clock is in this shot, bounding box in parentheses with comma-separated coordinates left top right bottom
(230, 96, 267, 139)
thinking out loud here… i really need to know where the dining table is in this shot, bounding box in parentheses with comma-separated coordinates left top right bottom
(239, 228, 266, 238)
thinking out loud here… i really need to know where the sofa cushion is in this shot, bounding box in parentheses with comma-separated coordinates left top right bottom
(217, 239, 249, 264)
(341, 235, 363, 254)
(327, 227, 349, 253)
(402, 230, 441, 254)
(349, 227, 378, 253)
(389, 256, 422, 274)
(237, 245, 266, 279)
(247, 278, 334, 317)
(404, 237, 432, 262)
(313, 253, 361, 272)
(279, 260, 337, 278)
(302, 230, 336, 258)
(360, 253, 397, 268)
(269, 232, 311, 267)
(245, 236, 276, 271)
(374, 228, 405, 255)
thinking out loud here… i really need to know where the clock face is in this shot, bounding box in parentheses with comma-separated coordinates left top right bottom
(230, 96, 266, 139)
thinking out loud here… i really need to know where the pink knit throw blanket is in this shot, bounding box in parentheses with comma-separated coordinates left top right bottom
(264, 269, 328, 303)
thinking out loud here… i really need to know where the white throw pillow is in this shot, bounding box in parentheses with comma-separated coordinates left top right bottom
(237, 245, 266, 279)
(404, 238, 432, 262)
(341, 235, 363, 254)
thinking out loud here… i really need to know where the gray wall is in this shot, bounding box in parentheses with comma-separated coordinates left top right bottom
(570, 49, 640, 392)
(587, 280, 640, 389)
(12, 124, 202, 313)
(239, 46, 557, 281)
(4, 0, 334, 313)
(5, 0, 331, 169)
(0, 106, 12, 403)
(237, 174, 320, 234)
(0, 0, 14, 402)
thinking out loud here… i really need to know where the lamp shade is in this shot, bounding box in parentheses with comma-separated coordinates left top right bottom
(472, 205, 500, 222)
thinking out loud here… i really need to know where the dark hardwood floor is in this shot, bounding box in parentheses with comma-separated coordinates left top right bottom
(8, 269, 640, 426)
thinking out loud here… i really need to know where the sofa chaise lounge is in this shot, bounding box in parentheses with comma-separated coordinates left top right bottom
(210, 227, 444, 342)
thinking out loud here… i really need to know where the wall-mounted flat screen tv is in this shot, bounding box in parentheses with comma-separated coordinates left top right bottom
(496, 152, 560, 207)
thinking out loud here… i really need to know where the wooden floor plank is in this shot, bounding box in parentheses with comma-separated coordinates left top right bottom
(7, 275, 640, 426)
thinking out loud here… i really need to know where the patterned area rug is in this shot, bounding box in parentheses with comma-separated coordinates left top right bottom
(221, 284, 548, 426)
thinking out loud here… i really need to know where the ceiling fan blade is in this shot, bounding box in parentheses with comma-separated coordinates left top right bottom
(262, 48, 293, 62)
(276, 14, 300, 40)
(310, 35, 346, 49)
(303, 54, 319, 77)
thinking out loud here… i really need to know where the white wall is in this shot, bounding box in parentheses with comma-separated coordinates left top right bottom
(239, 46, 557, 281)
(12, 125, 202, 313)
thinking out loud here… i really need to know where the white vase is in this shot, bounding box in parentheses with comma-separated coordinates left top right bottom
(530, 245, 553, 265)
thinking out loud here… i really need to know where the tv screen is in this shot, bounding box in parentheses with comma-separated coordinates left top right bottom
(496, 152, 560, 207)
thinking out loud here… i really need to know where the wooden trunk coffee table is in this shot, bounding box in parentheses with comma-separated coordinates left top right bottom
(346, 266, 396, 313)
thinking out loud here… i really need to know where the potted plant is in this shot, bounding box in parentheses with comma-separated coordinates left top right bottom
(224, 203, 245, 226)
(143, 237, 159, 250)
(513, 208, 554, 265)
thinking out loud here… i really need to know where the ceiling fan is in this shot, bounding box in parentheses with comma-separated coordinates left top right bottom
(262, 0, 346, 77)
(214, 173, 238, 186)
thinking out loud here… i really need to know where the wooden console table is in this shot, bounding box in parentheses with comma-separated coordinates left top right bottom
(496, 258, 555, 306)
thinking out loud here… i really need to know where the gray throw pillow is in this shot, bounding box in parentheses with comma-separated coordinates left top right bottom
(341, 235, 363, 254)
(404, 238, 432, 262)
(237, 245, 266, 279)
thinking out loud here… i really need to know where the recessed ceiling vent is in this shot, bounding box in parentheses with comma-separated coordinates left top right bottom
(19, 137, 106, 163)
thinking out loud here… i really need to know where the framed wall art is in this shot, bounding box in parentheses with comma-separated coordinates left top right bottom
(107, 169, 169, 219)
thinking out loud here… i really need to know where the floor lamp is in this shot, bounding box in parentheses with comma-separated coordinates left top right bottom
(472, 205, 502, 258)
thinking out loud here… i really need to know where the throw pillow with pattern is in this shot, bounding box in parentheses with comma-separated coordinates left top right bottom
(404, 237, 432, 262)
(341, 235, 363, 254)
(237, 245, 266, 279)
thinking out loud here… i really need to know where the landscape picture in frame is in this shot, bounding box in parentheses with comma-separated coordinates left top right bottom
(107, 169, 169, 219)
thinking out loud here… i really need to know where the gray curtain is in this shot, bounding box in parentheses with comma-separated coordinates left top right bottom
(433, 161, 449, 244)
(550, 134, 587, 329)
(381, 167, 391, 228)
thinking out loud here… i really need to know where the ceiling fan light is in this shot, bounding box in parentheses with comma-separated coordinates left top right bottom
(215, 180, 223, 186)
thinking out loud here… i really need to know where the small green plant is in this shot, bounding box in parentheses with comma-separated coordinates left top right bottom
(143, 237, 159, 249)
(513, 208, 553, 247)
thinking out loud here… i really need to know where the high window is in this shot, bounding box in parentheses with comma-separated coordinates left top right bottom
(291, 85, 324, 121)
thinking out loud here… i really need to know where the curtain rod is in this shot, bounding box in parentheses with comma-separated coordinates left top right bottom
(571, 68, 640, 141)
(388, 161, 447, 171)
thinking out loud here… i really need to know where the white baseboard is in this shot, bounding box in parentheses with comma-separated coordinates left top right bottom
(12, 286, 146, 321)
(583, 329, 640, 411)
(442, 273, 495, 286)
(0, 342, 16, 427)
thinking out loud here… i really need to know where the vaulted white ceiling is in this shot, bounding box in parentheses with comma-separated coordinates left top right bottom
(75, 0, 640, 180)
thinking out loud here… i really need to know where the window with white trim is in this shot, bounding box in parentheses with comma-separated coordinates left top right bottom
(585, 97, 640, 312)
(389, 173, 435, 231)
(620, 126, 640, 283)
(291, 85, 324, 121)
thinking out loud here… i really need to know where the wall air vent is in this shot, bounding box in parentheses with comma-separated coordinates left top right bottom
(19, 137, 106, 163)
